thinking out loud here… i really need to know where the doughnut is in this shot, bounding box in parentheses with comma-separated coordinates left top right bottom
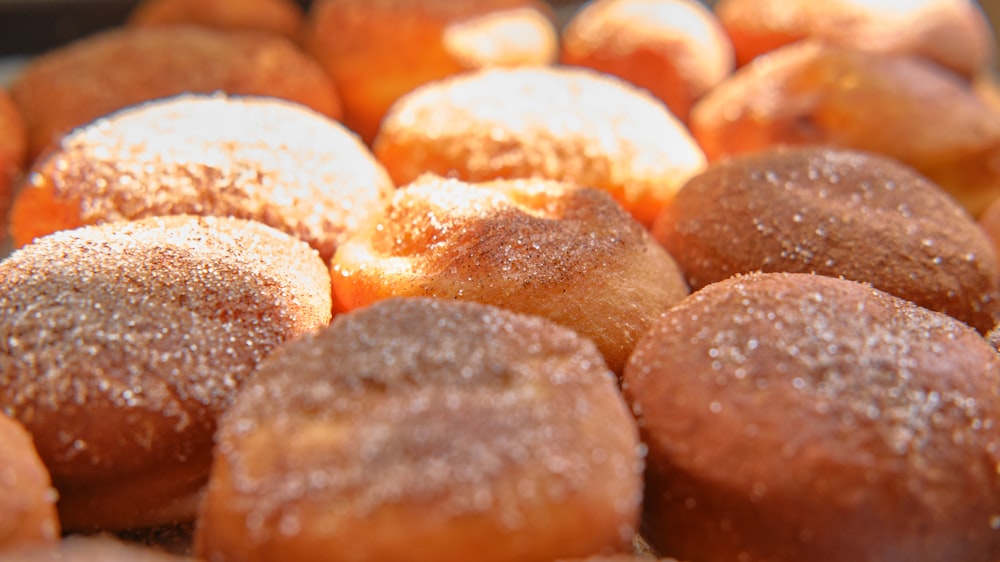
(8, 94, 393, 261)
(713, 0, 995, 79)
(128, 0, 304, 38)
(331, 174, 690, 374)
(624, 272, 1000, 562)
(9, 26, 342, 161)
(652, 146, 1000, 333)
(0, 414, 59, 552)
(560, 0, 734, 123)
(0, 215, 332, 532)
(304, 0, 557, 143)
(0, 535, 192, 561)
(0, 89, 26, 238)
(195, 297, 643, 562)
(373, 66, 706, 226)
(689, 41, 1000, 217)
(975, 71, 1000, 117)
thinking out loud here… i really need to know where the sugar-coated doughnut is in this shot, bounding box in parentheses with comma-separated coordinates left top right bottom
(374, 66, 706, 226)
(304, 0, 557, 143)
(8, 94, 393, 261)
(10, 26, 341, 160)
(0, 215, 332, 531)
(0, 535, 193, 561)
(714, 0, 995, 79)
(195, 297, 643, 562)
(624, 272, 1000, 562)
(128, 0, 304, 38)
(560, 0, 734, 123)
(653, 146, 1000, 333)
(0, 414, 59, 552)
(690, 41, 1000, 217)
(331, 175, 690, 374)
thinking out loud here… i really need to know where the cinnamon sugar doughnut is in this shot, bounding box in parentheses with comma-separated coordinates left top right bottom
(9, 26, 341, 160)
(560, 0, 734, 123)
(0, 414, 59, 552)
(331, 175, 690, 374)
(195, 297, 643, 562)
(714, 0, 995, 78)
(129, 0, 304, 38)
(373, 66, 706, 226)
(652, 146, 1000, 333)
(304, 0, 557, 143)
(0, 535, 192, 561)
(624, 272, 1000, 562)
(689, 41, 1000, 217)
(8, 94, 393, 261)
(0, 215, 332, 531)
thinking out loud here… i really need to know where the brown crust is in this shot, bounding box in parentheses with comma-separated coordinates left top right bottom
(373, 66, 706, 226)
(196, 297, 642, 562)
(560, 0, 734, 123)
(652, 146, 1000, 333)
(714, 0, 995, 78)
(624, 272, 1000, 562)
(9, 26, 341, 161)
(0, 215, 332, 531)
(331, 175, 690, 373)
(128, 0, 304, 38)
(8, 94, 393, 261)
(0, 414, 59, 551)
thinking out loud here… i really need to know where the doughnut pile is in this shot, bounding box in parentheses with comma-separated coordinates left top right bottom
(0, 215, 331, 532)
(2, 0, 1000, 559)
(8, 94, 392, 260)
(196, 297, 642, 562)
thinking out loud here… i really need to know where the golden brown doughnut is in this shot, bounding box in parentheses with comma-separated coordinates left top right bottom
(689, 41, 1000, 217)
(714, 0, 995, 79)
(128, 0, 304, 38)
(0, 89, 26, 239)
(560, 0, 734, 123)
(624, 272, 1000, 562)
(373, 66, 706, 226)
(0, 535, 192, 561)
(9, 26, 342, 161)
(0, 414, 59, 552)
(195, 297, 643, 562)
(331, 175, 690, 374)
(8, 94, 393, 261)
(653, 146, 1000, 333)
(0, 215, 332, 532)
(304, 0, 557, 143)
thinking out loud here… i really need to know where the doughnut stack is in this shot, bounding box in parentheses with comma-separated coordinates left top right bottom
(1, 0, 999, 561)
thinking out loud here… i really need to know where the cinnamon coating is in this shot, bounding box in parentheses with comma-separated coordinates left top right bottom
(653, 146, 1000, 333)
(8, 94, 393, 261)
(196, 297, 643, 562)
(0, 414, 59, 552)
(129, 0, 304, 38)
(374, 66, 706, 226)
(0, 215, 332, 532)
(624, 272, 1000, 562)
(331, 175, 690, 374)
(9, 26, 341, 160)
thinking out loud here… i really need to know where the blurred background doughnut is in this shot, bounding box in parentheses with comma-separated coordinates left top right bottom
(196, 297, 643, 562)
(304, 0, 558, 144)
(0, 413, 59, 554)
(9, 94, 392, 261)
(0, 535, 193, 561)
(128, 0, 305, 38)
(0, 89, 25, 242)
(0, 215, 332, 532)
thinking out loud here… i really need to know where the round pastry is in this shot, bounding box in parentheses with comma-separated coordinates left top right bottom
(331, 175, 690, 374)
(0, 414, 59, 552)
(9, 26, 341, 160)
(373, 66, 706, 226)
(304, 0, 558, 143)
(129, 0, 304, 38)
(689, 41, 1000, 217)
(714, 0, 995, 79)
(195, 297, 643, 562)
(0, 215, 332, 532)
(624, 272, 1000, 562)
(652, 146, 1000, 333)
(0, 535, 193, 562)
(0, 89, 26, 238)
(560, 0, 734, 123)
(8, 94, 393, 261)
